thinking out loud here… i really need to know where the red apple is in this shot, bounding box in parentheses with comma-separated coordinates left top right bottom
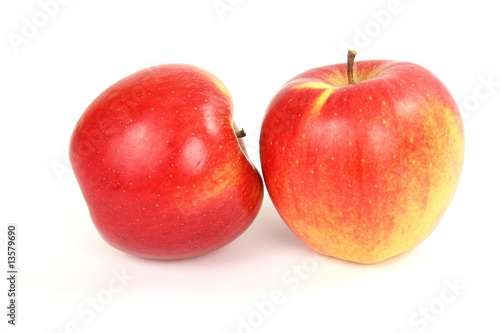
(70, 64, 263, 259)
(260, 51, 464, 264)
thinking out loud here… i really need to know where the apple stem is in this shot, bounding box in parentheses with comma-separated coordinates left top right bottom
(236, 129, 246, 138)
(347, 50, 357, 85)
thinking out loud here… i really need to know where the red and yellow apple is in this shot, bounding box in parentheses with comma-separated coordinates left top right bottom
(70, 64, 263, 259)
(260, 51, 464, 264)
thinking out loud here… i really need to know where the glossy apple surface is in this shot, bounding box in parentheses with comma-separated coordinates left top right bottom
(260, 54, 464, 264)
(70, 64, 263, 259)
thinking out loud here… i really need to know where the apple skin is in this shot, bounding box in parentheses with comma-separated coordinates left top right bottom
(70, 64, 263, 259)
(260, 59, 464, 264)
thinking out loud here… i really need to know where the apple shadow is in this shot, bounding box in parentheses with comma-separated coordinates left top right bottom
(174, 198, 306, 266)
(103, 200, 287, 265)
(108, 198, 307, 280)
(242, 198, 305, 249)
(103, 194, 429, 295)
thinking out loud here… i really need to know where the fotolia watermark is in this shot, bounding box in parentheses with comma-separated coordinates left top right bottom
(56, 133, 257, 183)
(339, 0, 416, 55)
(398, 278, 466, 333)
(52, 153, 73, 183)
(6, 0, 71, 53)
(242, 134, 259, 166)
(52, 268, 134, 333)
(235, 253, 327, 333)
(458, 74, 499, 119)
(213, 0, 244, 21)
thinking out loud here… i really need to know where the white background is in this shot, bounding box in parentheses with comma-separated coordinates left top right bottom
(1, 1, 499, 332)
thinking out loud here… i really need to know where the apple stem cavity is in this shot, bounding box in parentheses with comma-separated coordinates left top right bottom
(236, 129, 246, 139)
(347, 50, 357, 85)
